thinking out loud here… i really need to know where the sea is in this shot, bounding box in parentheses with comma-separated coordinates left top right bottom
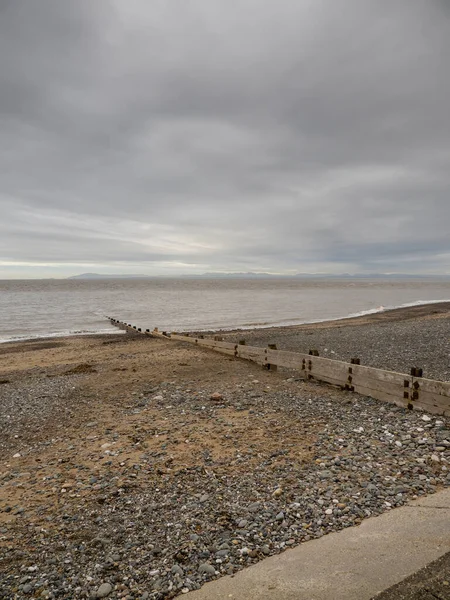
(1, 277, 450, 344)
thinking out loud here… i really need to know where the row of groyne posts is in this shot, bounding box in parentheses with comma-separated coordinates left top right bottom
(107, 317, 450, 417)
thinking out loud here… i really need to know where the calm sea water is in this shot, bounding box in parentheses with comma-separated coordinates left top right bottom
(1, 278, 450, 344)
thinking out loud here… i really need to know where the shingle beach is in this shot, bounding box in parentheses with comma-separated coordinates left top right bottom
(1, 303, 449, 599)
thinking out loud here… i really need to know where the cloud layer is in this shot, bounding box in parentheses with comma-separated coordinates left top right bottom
(1, 0, 449, 277)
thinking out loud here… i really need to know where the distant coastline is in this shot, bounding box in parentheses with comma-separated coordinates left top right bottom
(68, 272, 450, 280)
(68, 273, 150, 279)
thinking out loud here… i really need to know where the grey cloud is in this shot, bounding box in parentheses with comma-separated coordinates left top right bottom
(0, 0, 449, 276)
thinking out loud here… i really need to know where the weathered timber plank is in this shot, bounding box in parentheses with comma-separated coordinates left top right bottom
(410, 391, 450, 414)
(406, 397, 448, 415)
(413, 402, 449, 416)
(171, 334, 195, 343)
(212, 345, 418, 398)
(171, 335, 237, 355)
(266, 350, 351, 379)
(349, 370, 412, 405)
(309, 363, 351, 383)
(236, 346, 267, 363)
(414, 378, 450, 398)
(351, 364, 410, 386)
(211, 347, 237, 358)
(155, 334, 171, 340)
(199, 340, 236, 352)
(350, 373, 411, 396)
(194, 339, 217, 348)
(266, 349, 310, 369)
(352, 384, 409, 409)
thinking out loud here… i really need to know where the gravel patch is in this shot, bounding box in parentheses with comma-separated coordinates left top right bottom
(1, 381, 449, 599)
(0, 375, 82, 455)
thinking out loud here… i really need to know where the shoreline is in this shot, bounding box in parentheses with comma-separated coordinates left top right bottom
(200, 300, 450, 335)
(1, 300, 450, 348)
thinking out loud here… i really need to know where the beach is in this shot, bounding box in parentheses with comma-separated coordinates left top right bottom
(214, 300, 450, 381)
(1, 303, 449, 599)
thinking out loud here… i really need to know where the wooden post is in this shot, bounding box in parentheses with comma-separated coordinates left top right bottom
(346, 365, 354, 392)
(347, 358, 360, 389)
(266, 343, 278, 371)
(404, 378, 412, 408)
(411, 367, 423, 377)
(307, 357, 313, 379)
(410, 368, 422, 403)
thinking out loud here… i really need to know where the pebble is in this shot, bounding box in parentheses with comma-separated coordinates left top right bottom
(171, 565, 184, 576)
(95, 583, 113, 598)
(199, 563, 216, 575)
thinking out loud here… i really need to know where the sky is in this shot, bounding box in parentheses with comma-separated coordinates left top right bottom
(1, 0, 449, 278)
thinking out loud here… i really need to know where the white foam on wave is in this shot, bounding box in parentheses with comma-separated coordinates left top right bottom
(344, 298, 450, 320)
(0, 328, 123, 345)
(202, 298, 450, 332)
(1, 299, 449, 341)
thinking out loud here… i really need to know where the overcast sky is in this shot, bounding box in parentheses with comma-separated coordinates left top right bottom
(1, 0, 449, 278)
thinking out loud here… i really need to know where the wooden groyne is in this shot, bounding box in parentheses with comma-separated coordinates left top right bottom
(107, 317, 450, 417)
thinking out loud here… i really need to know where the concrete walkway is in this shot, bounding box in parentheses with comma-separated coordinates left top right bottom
(186, 488, 450, 600)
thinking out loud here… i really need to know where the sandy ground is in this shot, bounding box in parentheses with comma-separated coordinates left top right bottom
(1, 302, 449, 524)
(0, 303, 449, 598)
(1, 333, 333, 528)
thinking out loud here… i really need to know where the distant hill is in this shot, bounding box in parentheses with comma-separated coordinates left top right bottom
(68, 273, 151, 279)
(190, 272, 282, 278)
(68, 272, 450, 280)
(192, 272, 450, 279)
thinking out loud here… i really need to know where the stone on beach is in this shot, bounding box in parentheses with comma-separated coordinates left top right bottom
(199, 563, 216, 575)
(95, 582, 113, 598)
(0, 306, 449, 600)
